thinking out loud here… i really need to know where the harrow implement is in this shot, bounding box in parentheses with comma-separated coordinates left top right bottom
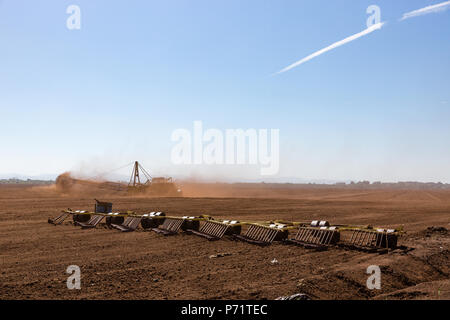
(150, 216, 204, 236)
(234, 223, 289, 246)
(288, 221, 340, 250)
(343, 228, 398, 252)
(48, 211, 71, 225)
(49, 199, 403, 253)
(111, 216, 142, 232)
(187, 220, 242, 241)
(75, 214, 105, 229)
(151, 217, 185, 235)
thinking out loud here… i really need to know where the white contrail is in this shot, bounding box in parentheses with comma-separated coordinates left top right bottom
(400, 1, 450, 21)
(275, 22, 385, 75)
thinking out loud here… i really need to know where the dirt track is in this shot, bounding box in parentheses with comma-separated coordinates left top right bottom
(0, 184, 448, 300)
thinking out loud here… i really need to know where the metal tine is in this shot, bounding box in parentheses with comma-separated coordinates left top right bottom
(299, 228, 307, 241)
(244, 225, 251, 237)
(218, 225, 227, 238)
(301, 228, 310, 241)
(254, 226, 263, 240)
(171, 220, 178, 232)
(376, 233, 382, 247)
(317, 229, 324, 244)
(309, 229, 317, 242)
(206, 221, 214, 232)
(371, 232, 377, 246)
(246, 225, 256, 238)
(211, 223, 219, 237)
(261, 227, 271, 242)
(261, 227, 269, 242)
(210, 222, 218, 234)
(319, 230, 328, 244)
(164, 220, 172, 230)
(294, 228, 302, 240)
(306, 228, 315, 243)
(309, 229, 316, 243)
(87, 216, 95, 224)
(351, 230, 359, 245)
(263, 227, 272, 242)
(176, 219, 183, 232)
(360, 231, 368, 245)
(175, 219, 182, 231)
(270, 228, 277, 243)
(360, 231, 369, 246)
(217, 224, 225, 237)
(253, 226, 264, 240)
(263, 228, 272, 243)
(350, 230, 358, 243)
(359, 231, 369, 246)
(251, 226, 259, 239)
(298, 228, 307, 241)
(312, 229, 320, 244)
(217, 224, 225, 236)
(265, 228, 274, 243)
(210, 222, 218, 235)
(366, 232, 372, 246)
(250, 226, 258, 239)
(269, 229, 278, 243)
(303, 228, 311, 241)
(260, 227, 267, 242)
(209, 222, 217, 234)
(210, 223, 219, 237)
(328, 230, 336, 244)
(202, 221, 212, 233)
(314, 229, 321, 244)
(353, 230, 362, 245)
(255, 226, 266, 241)
(130, 218, 138, 230)
(318, 230, 327, 244)
(323, 230, 331, 244)
(219, 225, 229, 238)
(325, 230, 333, 244)
(208, 222, 216, 235)
(368, 232, 376, 246)
(165, 219, 173, 230)
(250, 226, 259, 239)
(301, 228, 309, 241)
(295, 228, 301, 239)
(356, 230, 363, 244)
(365, 231, 372, 246)
(264, 228, 273, 243)
(255, 226, 264, 241)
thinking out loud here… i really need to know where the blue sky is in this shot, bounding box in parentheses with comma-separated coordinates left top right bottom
(0, 0, 449, 182)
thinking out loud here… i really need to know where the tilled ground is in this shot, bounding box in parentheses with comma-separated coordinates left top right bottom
(0, 185, 448, 300)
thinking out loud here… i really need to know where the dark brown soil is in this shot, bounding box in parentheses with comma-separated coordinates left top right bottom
(0, 184, 448, 300)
